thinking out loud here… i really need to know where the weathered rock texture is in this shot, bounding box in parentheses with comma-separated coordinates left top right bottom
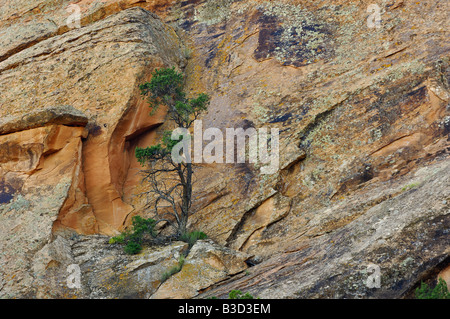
(0, 0, 449, 299)
(151, 239, 251, 299)
(0, 123, 91, 296)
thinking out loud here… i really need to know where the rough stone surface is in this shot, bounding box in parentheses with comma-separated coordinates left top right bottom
(1, 234, 249, 299)
(0, 124, 93, 298)
(151, 239, 251, 299)
(0, 7, 186, 235)
(0, 5, 185, 298)
(69, 238, 189, 299)
(174, 0, 450, 257)
(199, 159, 450, 299)
(0, 105, 88, 135)
(0, 0, 449, 299)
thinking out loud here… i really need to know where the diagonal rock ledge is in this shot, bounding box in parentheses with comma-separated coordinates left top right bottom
(0, 105, 88, 136)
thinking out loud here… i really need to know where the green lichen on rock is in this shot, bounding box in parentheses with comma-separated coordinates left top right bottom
(257, 2, 334, 66)
(195, 0, 234, 25)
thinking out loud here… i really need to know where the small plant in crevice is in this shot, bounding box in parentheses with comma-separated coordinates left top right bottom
(161, 254, 185, 283)
(109, 215, 157, 255)
(183, 47, 193, 60)
(415, 278, 450, 299)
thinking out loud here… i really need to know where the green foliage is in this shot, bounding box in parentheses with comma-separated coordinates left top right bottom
(228, 290, 255, 299)
(401, 182, 419, 192)
(109, 215, 156, 255)
(180, 230, 208, 248)
(130, 215, 157, 238)
(208, 290, 257, 299)
(161, 255, 185, 283)
(139, 67, 184, 112)
(415, 278, 450, 299)
(135, 144, 166, 165)
(173, 93, 210, 123)
(162, 130, 185, 153)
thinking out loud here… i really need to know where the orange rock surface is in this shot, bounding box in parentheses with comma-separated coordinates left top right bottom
(0, 0, 449, 299)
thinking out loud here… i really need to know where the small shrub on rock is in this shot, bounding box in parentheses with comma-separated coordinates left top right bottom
(109, 215, 156, 255)
(415, 278, 450, 299)
(180, 230, 207, 248)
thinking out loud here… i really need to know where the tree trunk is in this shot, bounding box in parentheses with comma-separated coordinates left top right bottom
(178, 162, 192, 237)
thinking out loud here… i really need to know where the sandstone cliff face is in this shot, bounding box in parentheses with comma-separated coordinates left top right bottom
(0, 3, 186, 298)
(0, 0, 449, 298)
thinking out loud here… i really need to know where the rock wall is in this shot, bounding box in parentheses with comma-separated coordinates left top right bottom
(0, 5, 186, 234)
(0, 4, 186, 298)
(0, 0, 448, 298)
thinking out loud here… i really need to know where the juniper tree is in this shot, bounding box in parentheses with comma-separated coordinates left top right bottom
(135, 67, 209, 239)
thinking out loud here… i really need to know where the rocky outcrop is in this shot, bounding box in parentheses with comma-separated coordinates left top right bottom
(0, 6, 186, 298)
(0, 7, 186, 235)
(174, 0, 450, 257)
(70, 238, 190, 299)
(0, 123, 91, 297)
(199, 159, 450, 298)
(151, 239, 251, 299)
(0, 0, 176, 64)
(146, 2, 449, 297)
(0, 0, 449, 299)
